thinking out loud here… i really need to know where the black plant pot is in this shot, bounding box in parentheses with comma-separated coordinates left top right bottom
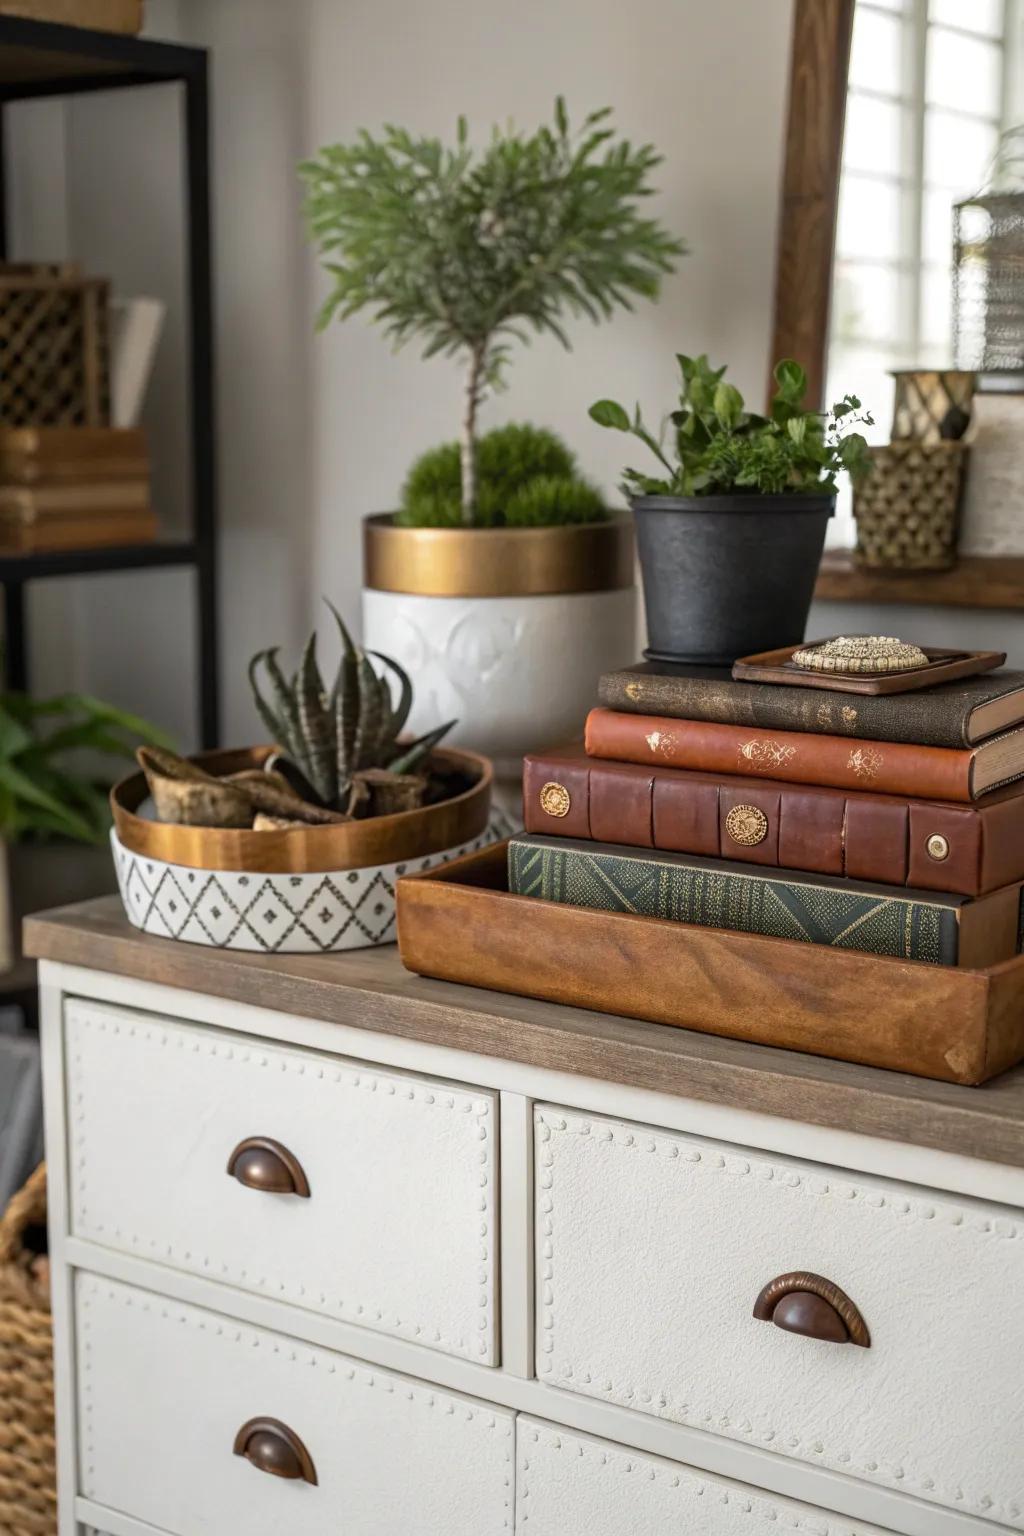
(632, 493, 835, 665)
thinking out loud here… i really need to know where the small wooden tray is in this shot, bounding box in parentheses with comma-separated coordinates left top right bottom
(733, 641, 1006, 695)
(396, 843, 1024, 1085)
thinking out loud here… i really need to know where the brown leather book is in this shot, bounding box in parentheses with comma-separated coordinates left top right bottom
(524, 746, 1024, 895)
(0, 427, 146, 460)
(0, 481, 150, 523)
(0, 510, 157, 553)
(584, 707, 1024, 802)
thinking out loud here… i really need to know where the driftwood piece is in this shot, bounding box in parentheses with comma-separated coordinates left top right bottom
(222, 770, 346, 825)
(351, 768, 426, 818)
(252, 811, 351, 832)
(137, 749, 253, 828)
(136, 747, 349, 829)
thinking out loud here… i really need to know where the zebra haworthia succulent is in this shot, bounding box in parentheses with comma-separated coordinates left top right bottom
(248, 602, 455, 813)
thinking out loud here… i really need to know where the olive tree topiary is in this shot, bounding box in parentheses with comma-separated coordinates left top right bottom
(301, 100, 684, 524)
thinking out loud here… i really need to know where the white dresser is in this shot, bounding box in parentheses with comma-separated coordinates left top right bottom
(28, 898, 1024, 1536)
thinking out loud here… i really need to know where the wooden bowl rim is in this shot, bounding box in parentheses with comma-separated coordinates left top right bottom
(111, 743, 494, 873)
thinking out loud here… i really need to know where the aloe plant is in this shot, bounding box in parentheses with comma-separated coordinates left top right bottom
(248, 604, 454, 811)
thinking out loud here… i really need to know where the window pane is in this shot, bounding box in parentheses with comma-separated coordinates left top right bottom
(836, 174, 903, 260)
(923, 187, 958, 265)
(926, 26, 1002, 116)
(919, 265, 955, 358)
(924, 109, 999, 193)
(832, 261, 902, 346)
(843, 91, 905, 176)
(849, 6, 905, 94)
(929, 0, 1004, 38)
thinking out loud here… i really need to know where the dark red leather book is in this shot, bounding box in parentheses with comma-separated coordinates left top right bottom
(523, 745, 1024, 896)
(584, 708, 1024, 802)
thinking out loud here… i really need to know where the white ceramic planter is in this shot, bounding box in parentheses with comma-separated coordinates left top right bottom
(111, 825, 497, 953)
(362, 586, 637, 776)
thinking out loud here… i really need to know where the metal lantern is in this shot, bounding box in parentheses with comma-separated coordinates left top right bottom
(953, 129, 1024, 376)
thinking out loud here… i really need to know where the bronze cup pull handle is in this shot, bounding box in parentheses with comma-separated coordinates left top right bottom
(226, 1137, 310, 1198)
(753, 1272, 870, 1347)
(233, 1417, 317, 1485)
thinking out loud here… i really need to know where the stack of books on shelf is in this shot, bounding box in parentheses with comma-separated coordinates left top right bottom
(0, 426, 156, 553)
(510, 660, 1024, 969)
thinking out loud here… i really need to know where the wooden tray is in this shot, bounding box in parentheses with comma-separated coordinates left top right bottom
(733, 641, 1006, 694)
(396, 843, 1024, 1086)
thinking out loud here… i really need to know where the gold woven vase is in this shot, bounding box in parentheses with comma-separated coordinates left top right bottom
(853, 440, 968, 571)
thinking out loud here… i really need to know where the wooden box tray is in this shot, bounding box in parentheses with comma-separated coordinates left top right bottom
(733, 641, 1005, 694)
(395, 843, 1024, 1085)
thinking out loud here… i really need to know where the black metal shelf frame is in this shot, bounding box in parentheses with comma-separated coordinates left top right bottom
(0, 14, 219, 746)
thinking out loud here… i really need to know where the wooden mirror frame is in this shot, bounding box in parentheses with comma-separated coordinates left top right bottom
(770, 0, 855, 409)
(769, 0, 1024, 610)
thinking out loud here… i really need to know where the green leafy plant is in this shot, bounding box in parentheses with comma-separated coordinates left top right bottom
(399, 424, 605, 528)
(301, 100, 684, 522)
(590, 355, 874, 499)
(0, 692, 170, 845)
(248, 603, 455, 812)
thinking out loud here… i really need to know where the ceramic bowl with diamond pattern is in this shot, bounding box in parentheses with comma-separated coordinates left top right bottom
(111, 825, 504, 952)
(109, 743, 502, 951)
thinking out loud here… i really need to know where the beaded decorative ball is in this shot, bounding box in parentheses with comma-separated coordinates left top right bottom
(791, 635, 929, 674)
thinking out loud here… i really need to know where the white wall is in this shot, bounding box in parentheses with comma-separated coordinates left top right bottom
(9, 0, 796, 743)
(300, 0, 795, 633)
(26, 0, 1012, 738)
(8, 0, 1021, 743)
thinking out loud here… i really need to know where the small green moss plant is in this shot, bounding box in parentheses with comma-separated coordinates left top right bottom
(590, 355, 873, 499)
(399, 424, 605, 528)
(301, 100, 684, 523)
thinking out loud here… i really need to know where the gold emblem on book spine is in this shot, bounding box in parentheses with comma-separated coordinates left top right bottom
(848, 746, 884, 780)
(738, 738, 796, 771)
(725, 804, 769, 847)
(539, 781, 571, 817)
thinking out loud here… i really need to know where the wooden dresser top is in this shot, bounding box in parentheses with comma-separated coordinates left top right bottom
(25, 895, 1024, 1170)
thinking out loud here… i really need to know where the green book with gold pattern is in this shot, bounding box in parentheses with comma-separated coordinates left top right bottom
(507, 836, 1024, 967)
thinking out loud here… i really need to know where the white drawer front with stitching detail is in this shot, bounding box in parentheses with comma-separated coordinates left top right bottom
(66, 999, 498, 1362)
(515, 1418, 894, 1536)
(76, 1273, 514, 1536)
(535, 1105, 1024, 1528)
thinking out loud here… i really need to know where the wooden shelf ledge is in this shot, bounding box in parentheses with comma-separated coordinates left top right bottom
(815, 551, 1024, 610)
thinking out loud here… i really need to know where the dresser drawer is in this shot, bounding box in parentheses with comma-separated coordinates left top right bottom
(76, 1273, 513, 1536)
(535, 1106, 1024, 1528)
(516, 1418, 893, 1536)
(66, 1000, 498, 1363)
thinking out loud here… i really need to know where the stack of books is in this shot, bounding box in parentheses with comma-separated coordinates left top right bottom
(0, 426, 156, 553)
(509, 661, 1024, 968)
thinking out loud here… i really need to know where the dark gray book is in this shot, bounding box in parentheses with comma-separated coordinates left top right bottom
(599, 663, 1024, 748)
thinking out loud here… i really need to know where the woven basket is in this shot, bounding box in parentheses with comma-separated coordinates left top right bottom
(0, 264, 109, 429)
(0, 1165, 55, 1536)
(853, 440, 968, 571)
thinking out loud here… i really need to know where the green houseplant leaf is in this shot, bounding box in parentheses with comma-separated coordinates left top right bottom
(302, 101, 685, 522)
(0, 690, 169, 846)
(591, 353, 874, 499)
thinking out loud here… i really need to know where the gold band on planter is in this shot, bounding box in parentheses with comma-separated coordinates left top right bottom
(363, 513, 634, 597)
(111, 745, 493, 874)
